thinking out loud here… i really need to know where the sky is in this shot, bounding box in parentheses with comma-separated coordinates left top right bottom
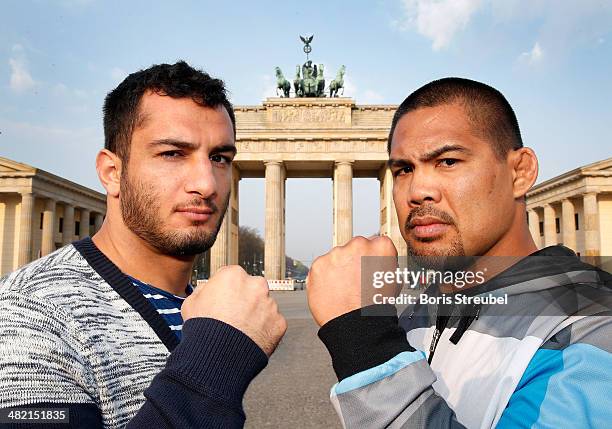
(1, 0, 611, 265)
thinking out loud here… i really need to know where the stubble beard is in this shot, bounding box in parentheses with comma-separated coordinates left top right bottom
(119, 171, 229, 257)
(404, 205, 469, 271)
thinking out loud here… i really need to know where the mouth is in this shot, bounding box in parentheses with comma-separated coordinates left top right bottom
(409, 217, 450, 240)
(175, 207, 215, 222)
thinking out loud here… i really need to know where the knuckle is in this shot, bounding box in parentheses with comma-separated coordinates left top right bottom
(376, 235, 398, 255)
(213, 265, 246, 282)
(310, 256, 323, 272)
(351, 236, 368, 246)
(250, 276, 270, 294)
(275, 314, 288, 334)
(215, 265, 231, 274)
(226, 265, 246, 275)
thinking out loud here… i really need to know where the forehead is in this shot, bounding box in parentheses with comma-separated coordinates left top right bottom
(390, 103, 487, 157)
(135, 91, 233, 137)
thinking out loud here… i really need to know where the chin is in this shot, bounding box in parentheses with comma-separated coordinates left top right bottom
(408, 239, 450, 255)
(407, 239, 467, 267)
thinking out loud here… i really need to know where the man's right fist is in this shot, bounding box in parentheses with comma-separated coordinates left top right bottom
(182, 265, 287, 357)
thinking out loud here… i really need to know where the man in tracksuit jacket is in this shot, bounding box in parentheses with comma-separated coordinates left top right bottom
(307, 77, 612, 428)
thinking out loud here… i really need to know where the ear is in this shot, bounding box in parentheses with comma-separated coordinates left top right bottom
(508, 148, 538, 199)
(96, 149, 123, 198)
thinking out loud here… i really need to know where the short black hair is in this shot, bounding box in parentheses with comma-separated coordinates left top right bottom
(387, 77, 523, 159)
(103, 60, 235, 163)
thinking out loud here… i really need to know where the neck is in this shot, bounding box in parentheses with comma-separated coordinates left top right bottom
(442, 206, 540, 292)
(92, 217, 195, 297)
(482, 208, 539, 259)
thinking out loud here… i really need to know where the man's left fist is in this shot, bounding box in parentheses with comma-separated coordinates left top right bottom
(306, 236, 399, 327)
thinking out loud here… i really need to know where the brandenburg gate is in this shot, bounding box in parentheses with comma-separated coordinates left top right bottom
(208, 96, 407, 279)
(207, 35, 406, 280)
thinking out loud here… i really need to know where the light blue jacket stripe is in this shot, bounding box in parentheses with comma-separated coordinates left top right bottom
(333, 350, 426, 395)
(498, 343, 612, 428)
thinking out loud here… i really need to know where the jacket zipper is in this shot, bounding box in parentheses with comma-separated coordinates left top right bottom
(428, 328, 442, 364)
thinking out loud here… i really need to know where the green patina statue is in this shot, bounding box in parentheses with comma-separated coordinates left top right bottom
(329, 65, 346, 97)
(275, 66, 291, 97)
(275, 34, 346, 98)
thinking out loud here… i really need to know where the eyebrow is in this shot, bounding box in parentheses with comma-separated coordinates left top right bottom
(149, 139, 237, 156)
(149, 139, 199, 150)
(387, 144, 471, 167)
(210, 144, 237, 156)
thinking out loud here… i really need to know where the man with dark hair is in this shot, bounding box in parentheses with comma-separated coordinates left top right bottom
(307, 77, 612, 428)
(0, 61, 286, 428)
(387, 77, 523, 158)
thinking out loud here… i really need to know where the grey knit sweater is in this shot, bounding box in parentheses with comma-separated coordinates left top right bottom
(0, 238, 268, 428)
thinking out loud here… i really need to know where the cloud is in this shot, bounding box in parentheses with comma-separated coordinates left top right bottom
(360, 90, 385, 104)
(261, 74, 278, 99)
(398, 0, 484, 50)
(519, 41, 543, 65)
(342, 74, 356, 97)
(60, 0, 95, 7)
(0, 117, 103, 191)
(110, 67, 127, 83)
(8, 45, 36, 92)
(318, 65, 386, 103)
(52, 83, 68, 95)
(395, 0, 612, 59)
(73, 89, 88, 98)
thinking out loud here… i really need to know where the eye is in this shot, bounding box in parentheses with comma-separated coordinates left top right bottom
(210, 154, 232, 165)
(160, 150, 184, 159)
(393, 166, 413, 177)
(438, 158, 458, 167)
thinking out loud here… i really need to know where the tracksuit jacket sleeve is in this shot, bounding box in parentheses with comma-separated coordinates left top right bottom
(318, 304, 465, 428)
(0, 291, 267, 429)
(318, 304, 612, 429)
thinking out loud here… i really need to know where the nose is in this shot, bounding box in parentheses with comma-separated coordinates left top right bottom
(184, 157, 217, 200)
(406, 167, 442, 208)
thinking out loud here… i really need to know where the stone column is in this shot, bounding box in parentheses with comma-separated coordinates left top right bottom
(209, 210, 230, 276)
(264, 161, 283, 280)
(17, 192, 35, 266)
(94, 212, 104, 233)
(280, 165, 286, 279)
(583, 192, 600, 257)
(333, 161, 353, 247)
(63, 203, 75, 245)
(561, 199, 577, 252)
(543, 204, 557, 247)
(79, 208, 90, 238)
(229, 164, 240, 266)
(379, 166, 407, 255)
(527, 208, 541, 248)
(41, 198, 56, 256)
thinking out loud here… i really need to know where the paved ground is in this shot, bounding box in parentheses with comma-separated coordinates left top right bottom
(244, 290, 342, 429)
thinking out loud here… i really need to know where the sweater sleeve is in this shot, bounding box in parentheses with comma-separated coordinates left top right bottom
(127, 317, 268, 428)
(0, 292, 268, 428)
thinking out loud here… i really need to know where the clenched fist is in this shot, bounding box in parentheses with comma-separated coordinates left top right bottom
(182, 265, 287, 357)
(307, 236, 400, 327)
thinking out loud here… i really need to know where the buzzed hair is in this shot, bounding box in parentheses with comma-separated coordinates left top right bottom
(387, 77, 523, 159)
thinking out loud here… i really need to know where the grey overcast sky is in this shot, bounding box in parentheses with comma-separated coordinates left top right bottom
(2, 1, 611, 264)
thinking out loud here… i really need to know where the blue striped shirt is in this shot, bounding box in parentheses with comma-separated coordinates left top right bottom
(129, 276, 194, 340)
